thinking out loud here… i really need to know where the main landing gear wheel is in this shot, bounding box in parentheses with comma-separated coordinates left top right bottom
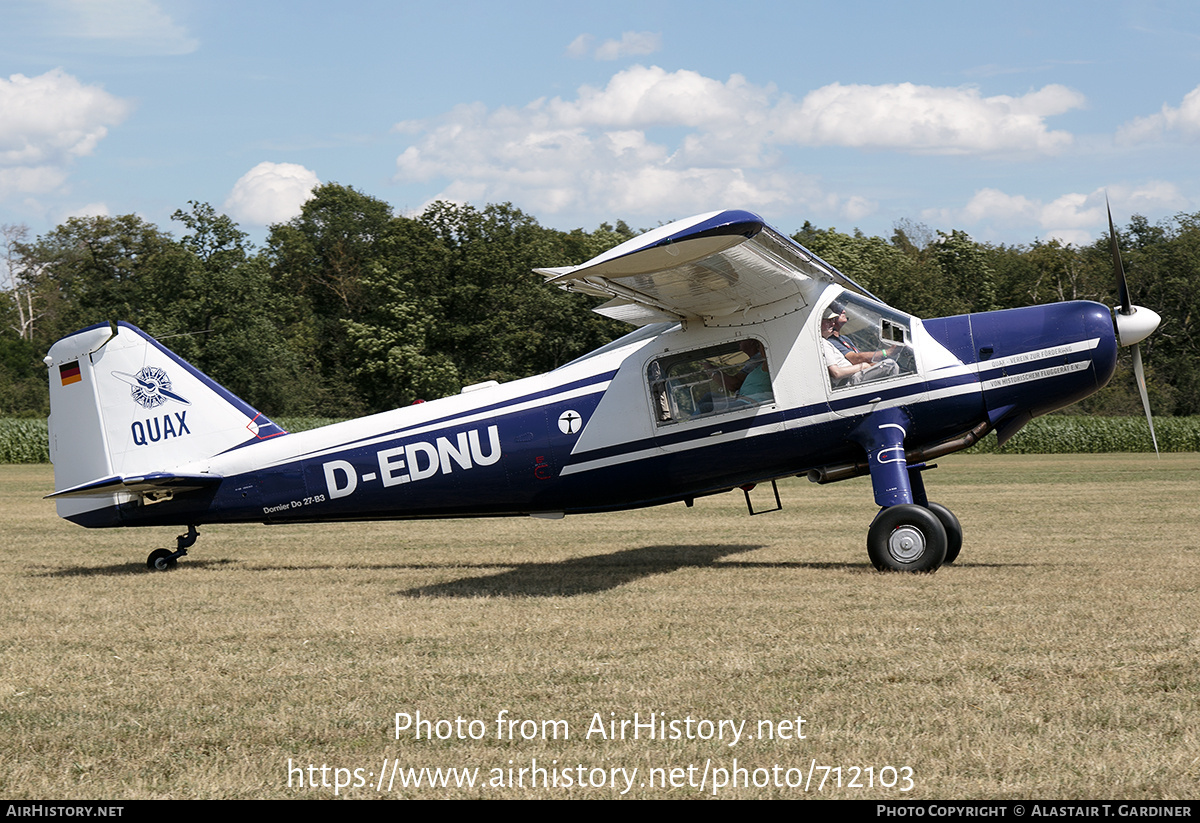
(926, 502, 962, 565)
(867, 504, 947, 573)
(147, 548, 177, 571)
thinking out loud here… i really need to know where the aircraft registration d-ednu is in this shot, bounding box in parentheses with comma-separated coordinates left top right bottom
(44, 208, 1160, 573)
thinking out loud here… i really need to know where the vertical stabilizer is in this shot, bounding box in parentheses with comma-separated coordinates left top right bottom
(45, 322, 285, 525)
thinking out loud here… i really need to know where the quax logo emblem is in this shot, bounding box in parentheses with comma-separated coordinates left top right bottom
(113, 366, 191, 409)
(113, 366, 193, 447)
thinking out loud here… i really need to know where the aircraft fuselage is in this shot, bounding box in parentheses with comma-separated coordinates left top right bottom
(73, 295, 1118, 531)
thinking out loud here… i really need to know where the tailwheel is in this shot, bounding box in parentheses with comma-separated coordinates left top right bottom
(147, 548, 177, 571)
(867, 504, 947, 573)
(145, 525, 199, 571)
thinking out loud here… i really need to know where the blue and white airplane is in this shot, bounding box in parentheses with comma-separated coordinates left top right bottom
(44, 209, 1160, 573)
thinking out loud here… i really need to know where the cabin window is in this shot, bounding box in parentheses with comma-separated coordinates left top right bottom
(820, 295, 918, 390)
(647, 339, 774, 426)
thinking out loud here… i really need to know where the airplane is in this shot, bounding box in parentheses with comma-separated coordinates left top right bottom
(42, 208, 1161, 574)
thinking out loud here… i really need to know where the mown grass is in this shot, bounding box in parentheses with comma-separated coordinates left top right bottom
(2, 455, 1198, 799)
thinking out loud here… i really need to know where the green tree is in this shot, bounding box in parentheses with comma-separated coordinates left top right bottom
(266, 184, 404, 415)
(1108, 212, 1200, 415)
(793, 223, 933, 313)
(340, 216, 459, 408)
(0, 224, 51, 414)
(19, 214, 195, 348)
(419, 201, 625, 387)
(265, 186, 535, 413)
(15, 208, 314, 415)
(166, 202, 316, 414)
(930, 229, 997, 314)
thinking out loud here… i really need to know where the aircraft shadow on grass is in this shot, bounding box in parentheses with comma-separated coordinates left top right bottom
(33, 544, 761, 584)
(397, 543, 766, 598)
(35, 558, 240, 577)
(33, 546, 1029, 583)
(394, 550, 1036, 598)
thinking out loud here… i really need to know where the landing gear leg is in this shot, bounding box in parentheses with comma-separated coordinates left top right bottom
(146, 525, 199, 571)
(852, 409, 952, 573)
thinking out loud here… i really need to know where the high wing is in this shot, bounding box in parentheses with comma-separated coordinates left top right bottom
(535, 209, 879, 326)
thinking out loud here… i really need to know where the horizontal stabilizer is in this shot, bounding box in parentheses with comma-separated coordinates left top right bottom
(46, 471, 223, 499)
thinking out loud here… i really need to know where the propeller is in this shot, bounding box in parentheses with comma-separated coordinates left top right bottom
(1107, 198, 1161, 454)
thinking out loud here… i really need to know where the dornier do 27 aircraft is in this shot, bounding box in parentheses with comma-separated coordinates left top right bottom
(44, 208, 1161, 573)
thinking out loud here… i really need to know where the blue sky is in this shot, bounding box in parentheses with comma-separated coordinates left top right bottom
(3, 0, 1200, 249)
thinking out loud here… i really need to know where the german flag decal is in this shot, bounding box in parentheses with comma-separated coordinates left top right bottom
(59, 361, 82, 386)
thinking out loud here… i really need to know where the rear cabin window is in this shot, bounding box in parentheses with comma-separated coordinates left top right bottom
(647, 339, 774, 426)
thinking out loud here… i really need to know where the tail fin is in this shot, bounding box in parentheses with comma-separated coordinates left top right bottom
(45, 322, 285, 524)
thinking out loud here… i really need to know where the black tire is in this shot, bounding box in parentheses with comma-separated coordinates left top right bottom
(926, 502, 962, 564)
(147, 548, 176, 571)
(867, 504, 947, 572)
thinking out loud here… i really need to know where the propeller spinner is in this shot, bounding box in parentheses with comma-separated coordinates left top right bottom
(1107, 199, 1161, 454)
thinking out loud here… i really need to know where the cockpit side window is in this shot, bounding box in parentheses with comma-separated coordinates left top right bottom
(820, 295, 918, 390)
(647, 339, 773, 426)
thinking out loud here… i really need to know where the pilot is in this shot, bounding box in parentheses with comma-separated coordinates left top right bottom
(826, 302, 899, 365)
(822, 309, 899, 386)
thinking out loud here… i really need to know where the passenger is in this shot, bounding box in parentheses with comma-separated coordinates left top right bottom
(701, 339, 773, 410)
(732, 339, 773, 403)
(647, 360, 671, 421)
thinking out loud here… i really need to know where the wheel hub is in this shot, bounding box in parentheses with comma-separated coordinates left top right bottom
(888, 526, 926, 562)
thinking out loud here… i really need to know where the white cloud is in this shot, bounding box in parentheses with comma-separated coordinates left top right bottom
(0, 166, 69, 196)
(223, 162, 320, 226)
(924, 183, 1188, 243)
(1117, 84, 1200, 144)
(566, 34, 593, 58)
(842, 196, 876, 222)
(0, 68, 132, 199)
(1117, 180, 1189, 214)
(62, 202, 110, 220)
(567, 31, 661, 61)
(595, 32, 661, 61)
(393, 66, 1079, 223)
(777, 82, 1084, 155)
(392, 75, 798, 220)
(547, 66, 769, 132)
(49, 0, 199, 55)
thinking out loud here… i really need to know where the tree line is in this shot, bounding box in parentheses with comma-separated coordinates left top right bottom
(2, 184, 1197, 418)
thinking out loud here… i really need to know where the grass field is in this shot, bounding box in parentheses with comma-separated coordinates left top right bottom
(2, 455, 1197, 799)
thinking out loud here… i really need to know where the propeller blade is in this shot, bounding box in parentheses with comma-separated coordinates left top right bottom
(1107, 198, 1158, 454)
(1131, 343, 1159, 456)
(1107, 197, 1133, 314)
